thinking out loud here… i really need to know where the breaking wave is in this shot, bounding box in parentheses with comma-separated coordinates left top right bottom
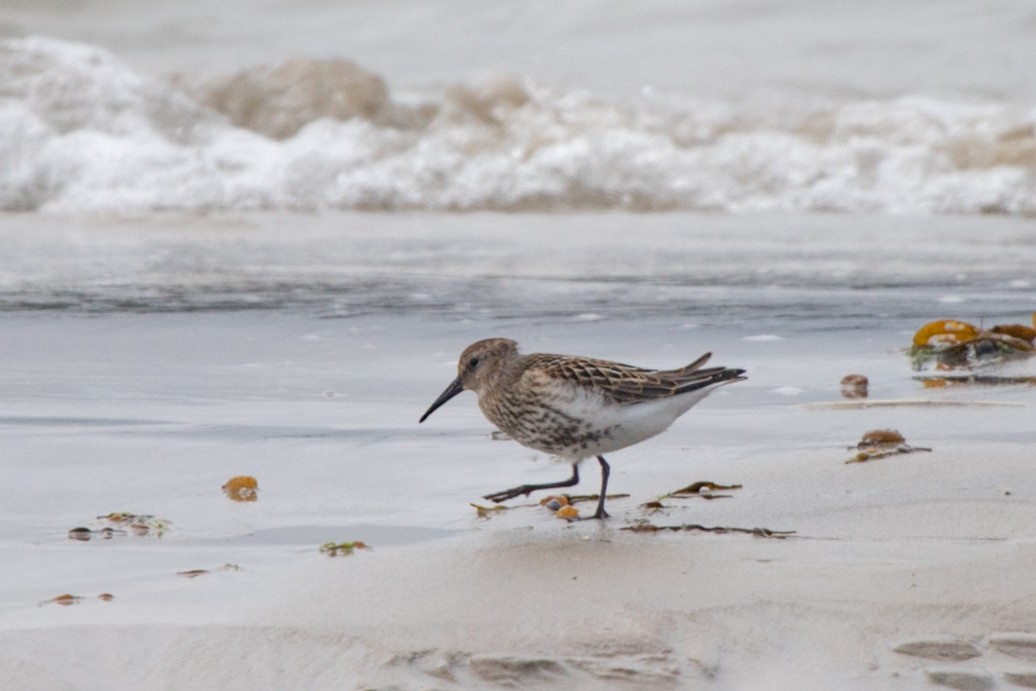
(2, 36, 1035, 214)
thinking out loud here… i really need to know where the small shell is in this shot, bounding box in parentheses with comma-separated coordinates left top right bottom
(222, 476, 259, 502)
(858, 429, 906, 448)
(912, 320, 979, 347)
(839, 374, 869, 399)
(991, 323, 1036, 344)
(540, 495, 569, 511)
(555, 505, 580, 520)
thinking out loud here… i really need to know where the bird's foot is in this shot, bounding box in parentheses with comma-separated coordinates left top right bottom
(588, 496, 610, 520)
(483, 485, 536, 503)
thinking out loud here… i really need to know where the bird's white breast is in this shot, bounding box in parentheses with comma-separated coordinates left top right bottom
(536, 383, 719, 460)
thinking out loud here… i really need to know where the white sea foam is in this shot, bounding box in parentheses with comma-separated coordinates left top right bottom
(2, 36, 1036, 214)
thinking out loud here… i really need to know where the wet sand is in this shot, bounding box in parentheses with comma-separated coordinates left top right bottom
(4, 438, 1035, 689)
(0, 213, 1034, 689)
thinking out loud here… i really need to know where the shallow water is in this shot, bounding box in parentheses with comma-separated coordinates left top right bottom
(1, 212, 1033, 321)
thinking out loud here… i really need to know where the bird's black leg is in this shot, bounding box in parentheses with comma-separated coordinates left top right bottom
(483, 463, 580, 503)
(589, 455, 611, 519)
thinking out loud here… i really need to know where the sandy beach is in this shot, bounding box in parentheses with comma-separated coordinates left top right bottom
(7, 482, 1036, 690)
(4, 432, 1036, 689)
(0, 213, 1033, 689)
(3, 0, 1036, 685)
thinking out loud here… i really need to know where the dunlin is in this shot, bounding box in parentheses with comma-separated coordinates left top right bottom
(420, 338, 746, 519)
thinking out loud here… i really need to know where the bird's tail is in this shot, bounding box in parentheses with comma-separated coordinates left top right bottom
(670, 353, 746, 395)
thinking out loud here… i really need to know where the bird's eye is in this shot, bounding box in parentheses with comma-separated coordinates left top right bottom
(468, 356, 481, 369)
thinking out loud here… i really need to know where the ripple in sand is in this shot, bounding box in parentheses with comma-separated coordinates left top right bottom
(989, 634, 1036, 662)
(1003, 672, 1036, 689)
(469, 655, 567, 684)
(893, 638, 982, 661)
(925, 668, 994, 690)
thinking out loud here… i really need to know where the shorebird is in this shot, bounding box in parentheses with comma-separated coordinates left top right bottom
(419, 338, 746, 519)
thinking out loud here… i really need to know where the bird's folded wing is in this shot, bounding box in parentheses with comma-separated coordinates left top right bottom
(524, 353, 727, 405)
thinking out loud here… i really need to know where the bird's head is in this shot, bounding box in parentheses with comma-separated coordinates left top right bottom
(419, 338, 518, 422)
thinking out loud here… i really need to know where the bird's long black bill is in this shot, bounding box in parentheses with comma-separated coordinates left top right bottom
(419, 377, 465, 423)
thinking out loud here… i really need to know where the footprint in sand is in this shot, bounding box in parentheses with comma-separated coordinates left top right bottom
(989, 634, 1036, 662)
(923, 669, 994, 691)
(892, 633, 1036, 690)
(1003, 673, 1036, 689)
(893, 638, 982, 662)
